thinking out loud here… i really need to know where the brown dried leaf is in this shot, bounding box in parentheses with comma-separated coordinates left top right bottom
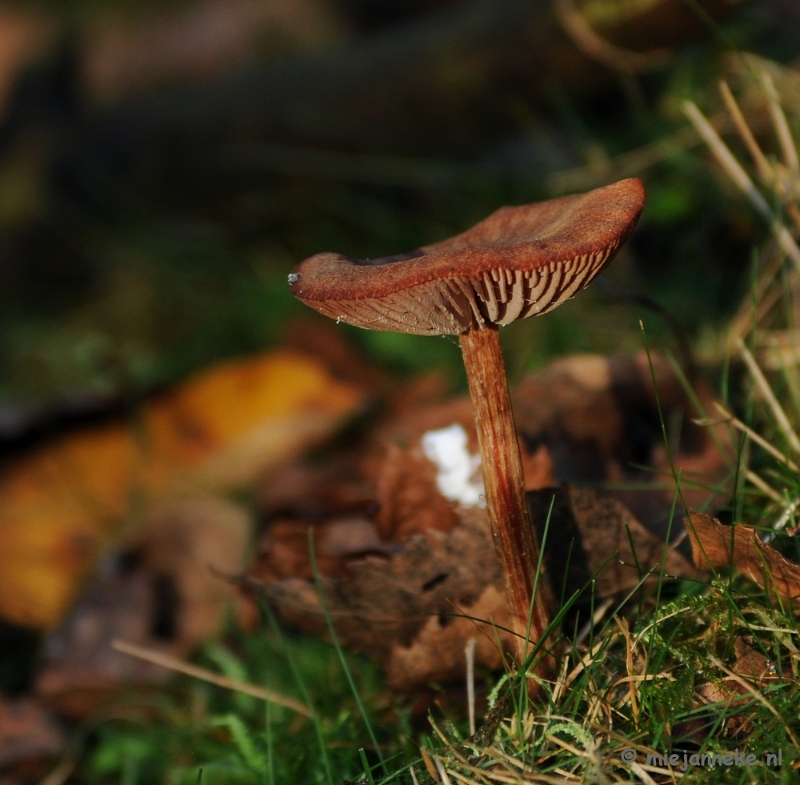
(252, 351, 714, 689)
(694, 681, 756, 738)
(686, 638, 780, 741)
(513, 352, 731, 528)
(0, 697, 64, 773)
(385, 585, 513, 688)
(732, 636, 778, 683)
(530, 487, 693, 601)
(256, 487, 691, 690)
(374, 442, 460, 541)
(687, 512, 800, 604)
(256, 507, 516, 690)
(35, 497, 249, 718)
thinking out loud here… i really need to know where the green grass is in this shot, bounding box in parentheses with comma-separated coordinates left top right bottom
(70, 617, 415, 785)
(405, 578, 800, 784)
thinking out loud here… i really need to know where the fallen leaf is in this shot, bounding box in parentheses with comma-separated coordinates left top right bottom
(687, 641, 780, 741)
(687, 513, 800, 605)
(374, 441, 461, 542)
(512, 352, 731, 533)
(253, 487, 691, 690)
(694, 681, 756, 738)
(529, 487, 693, 603)
(0, 351, 363, 630)
(0, 696, 64, 774)
(253, 506, 516, 690)
(385, 585, 513, 689)
(143, 350, 365, 493)
(732, 636, 778, 683)
(35, 497, 249, 718)
(251, 351, 711, 689)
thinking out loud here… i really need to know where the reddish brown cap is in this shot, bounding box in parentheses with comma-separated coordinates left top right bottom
(289, 178, 645, 336)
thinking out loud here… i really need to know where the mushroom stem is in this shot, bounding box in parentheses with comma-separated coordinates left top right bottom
(459, 325, 553, 677)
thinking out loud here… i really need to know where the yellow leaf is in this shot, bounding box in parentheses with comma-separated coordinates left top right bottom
(0, 351, 363, 629)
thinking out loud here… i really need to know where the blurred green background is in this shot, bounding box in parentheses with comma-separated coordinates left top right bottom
(0, 0, 796, 437)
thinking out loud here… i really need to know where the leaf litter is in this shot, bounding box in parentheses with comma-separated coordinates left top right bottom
(0, 319, 780, 778)
(249, 348, 722, 691)
(0, 342, 367, 777)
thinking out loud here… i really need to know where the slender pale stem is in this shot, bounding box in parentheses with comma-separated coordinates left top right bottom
(459, 325, 552, 676)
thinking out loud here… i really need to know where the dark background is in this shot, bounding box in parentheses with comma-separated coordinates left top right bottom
(0, 0, 797, 446)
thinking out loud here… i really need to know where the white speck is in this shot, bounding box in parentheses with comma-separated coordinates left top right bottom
(287, 273, 300, 285)
(421, 423, 485, 508)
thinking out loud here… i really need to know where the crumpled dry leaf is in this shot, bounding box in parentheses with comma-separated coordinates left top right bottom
(254, 507, 516, 690)
(529, 487, 693, 602)
(35, 497, 250, 718)
(373, 442, 460, 541)
(732, 636, 778, 683)
(0, 351, 364, 630)
(254, 486, 692, 690)
(0, 696, 64, 774)
(687, 512, 800, 604)
(252, 351, 716, 689)
(512, 352, 730, 531)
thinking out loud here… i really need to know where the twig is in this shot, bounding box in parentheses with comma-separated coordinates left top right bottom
(683, 100, 800, 271)
(746, 469, 782, 501)
(466, 637, 477, 736)
(111, 639, 313, 718)
(728, 247, 785, 344)
(774, 497, 800, 532)
(420, 747, 440, 781)
(719, 80, 775, 186)
(737, 338, 800, 455)
(713, 401, 800, 473)
(553, 0, 671, 74)
(629, 761, 659, 785)
(616, 617, 639, 729)
(434, 756, 454, 785)
(761, 71, 799, 174)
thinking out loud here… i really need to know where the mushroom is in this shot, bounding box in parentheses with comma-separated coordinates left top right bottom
(288, 178, 645, 679)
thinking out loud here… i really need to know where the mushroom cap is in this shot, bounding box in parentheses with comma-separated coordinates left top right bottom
(289, 178, 645, 336)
